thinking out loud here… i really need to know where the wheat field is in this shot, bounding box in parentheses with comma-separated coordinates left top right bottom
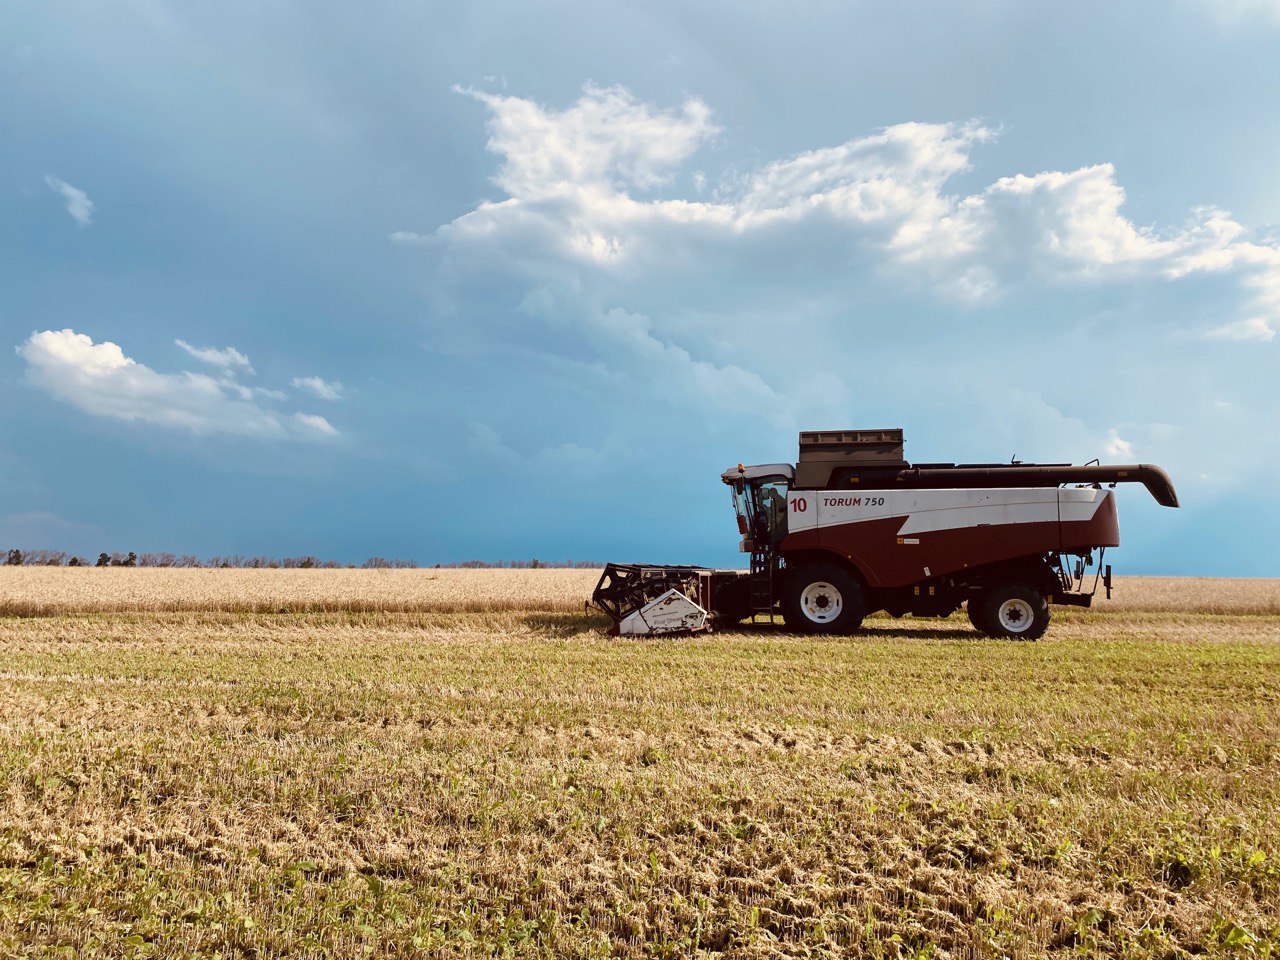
(1, 570, 1277, 957)
(0, 567, 602, 616)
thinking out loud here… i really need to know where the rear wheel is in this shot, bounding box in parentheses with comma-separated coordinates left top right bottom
(783, 563, 866, 635)
(978, 582, 1050, 640)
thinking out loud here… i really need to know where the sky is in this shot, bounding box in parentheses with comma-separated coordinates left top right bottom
(3, 0, 1279, 574)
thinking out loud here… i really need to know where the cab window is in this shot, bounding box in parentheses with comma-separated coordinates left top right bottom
(751, 480, 790, 543)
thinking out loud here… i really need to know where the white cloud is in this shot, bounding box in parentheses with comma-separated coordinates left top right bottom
(44, 175, 94, 226)
(175, 339, 255, 373)
(458, 83, 718, 200)
(419, 85, 1280, 475)
(427, 85, 1280, 321)
(293, 412, 339, 437)
(1105, 429, 1134, 458)
(18, 329, 338, 441)
(390, 230, 431, 245)
(221, 379, 285, 401)
(292, 375, 344, 400)
(1203, 316, 1276, 341)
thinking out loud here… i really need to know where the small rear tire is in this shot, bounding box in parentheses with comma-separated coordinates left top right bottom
(978, 582, 1050, 640)
(782, 563, 866, 635)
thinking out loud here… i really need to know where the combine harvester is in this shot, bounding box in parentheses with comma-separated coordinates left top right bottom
(592, 429, 1178, 640)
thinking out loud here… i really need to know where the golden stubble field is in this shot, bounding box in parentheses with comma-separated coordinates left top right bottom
(1, 570, 1277, 958)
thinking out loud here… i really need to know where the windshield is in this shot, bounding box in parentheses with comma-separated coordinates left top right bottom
(730, 483, 751, 534)
(752, 480, 789, 544)
(729, 477, 791, 548)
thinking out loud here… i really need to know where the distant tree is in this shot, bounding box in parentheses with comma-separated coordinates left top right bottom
(361, 557, 391, 569)
(96, 553, 110, 567)
(68, 556, 81, 567)
(6, 549, 22, 566)
(120, 552, 137, 567)
(176, 555, 201, 568)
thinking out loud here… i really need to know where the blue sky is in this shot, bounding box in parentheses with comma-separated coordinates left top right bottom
(3, 1, 1279, 573)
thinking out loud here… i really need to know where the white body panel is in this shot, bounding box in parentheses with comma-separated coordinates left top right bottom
(786, 487, 1108, 535)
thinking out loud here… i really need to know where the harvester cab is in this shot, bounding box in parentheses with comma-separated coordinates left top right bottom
(723, 463, 794, 555)
(593, 428, 1178, 640)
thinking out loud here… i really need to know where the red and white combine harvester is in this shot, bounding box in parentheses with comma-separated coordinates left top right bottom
(593, 429, 1179, 640)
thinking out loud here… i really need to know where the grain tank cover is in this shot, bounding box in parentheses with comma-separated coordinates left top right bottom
(795, 428, 907, 488)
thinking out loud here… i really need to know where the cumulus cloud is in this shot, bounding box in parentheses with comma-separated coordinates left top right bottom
(413, 85, 1280, 472)
(1105, 429, 1135, 458)
(1203, 317, 1276, 341)
(293, 412, 339, 436)
(175, 339, 255, 373)
(426, 84, 1280, 319)
(18, 329, 338, 441)
(44, 175, 94, 226)
(292, 375, 344, 400)
(458, 83, 718, 199)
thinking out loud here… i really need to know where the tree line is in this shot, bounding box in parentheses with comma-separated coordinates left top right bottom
(2, 549, 599, 569)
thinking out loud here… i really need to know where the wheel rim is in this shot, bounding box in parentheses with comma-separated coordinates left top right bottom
(800, 581, 843, 623)
(997, 597, 1034, 633)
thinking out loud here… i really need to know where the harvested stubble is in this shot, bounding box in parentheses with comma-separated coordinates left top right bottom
(0, 571, 1277, 958)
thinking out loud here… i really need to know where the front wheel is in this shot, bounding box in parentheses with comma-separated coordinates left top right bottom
(782, 563, 866, 635)
(977, 582, 1050, 640)
(966, 595, 993, 635)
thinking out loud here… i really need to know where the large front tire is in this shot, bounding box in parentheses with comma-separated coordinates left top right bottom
(783, 563, 866, 635)
(977, 582, 1050, 640)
